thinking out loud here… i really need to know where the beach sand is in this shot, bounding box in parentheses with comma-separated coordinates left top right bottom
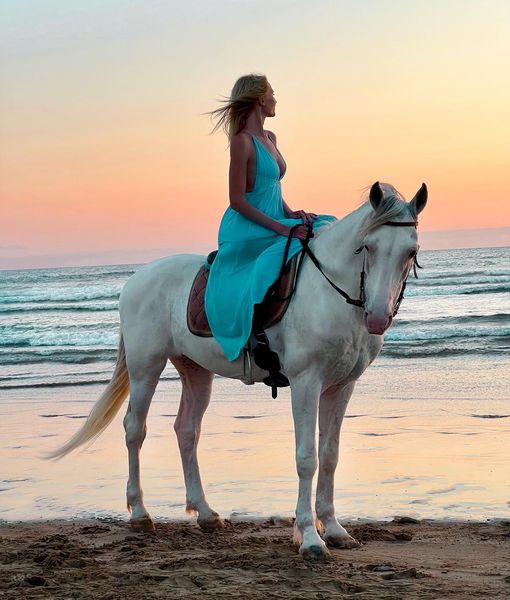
(1, 517, 509, 599)
(2, 361, 510, 524)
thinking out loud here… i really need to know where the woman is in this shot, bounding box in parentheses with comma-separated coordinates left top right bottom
(204, 73, 336, 370)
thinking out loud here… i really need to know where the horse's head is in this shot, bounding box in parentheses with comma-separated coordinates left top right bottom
(361, 181, 428, 335)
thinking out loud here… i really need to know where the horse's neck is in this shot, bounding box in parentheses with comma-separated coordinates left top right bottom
(313, 203, 370, 262)
(296, 203, 371, 341)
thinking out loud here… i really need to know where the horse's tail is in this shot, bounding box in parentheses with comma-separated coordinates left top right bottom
(45, 333, 130, 460)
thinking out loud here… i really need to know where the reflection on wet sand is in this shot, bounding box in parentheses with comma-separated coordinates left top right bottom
(1, 356, 509, 522)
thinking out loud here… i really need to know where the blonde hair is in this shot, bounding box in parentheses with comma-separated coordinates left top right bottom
(204, 73, 268, 142)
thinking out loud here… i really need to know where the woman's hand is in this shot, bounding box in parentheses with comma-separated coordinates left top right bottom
(287, 210, 318, 225)
(278, 224, 314, 240)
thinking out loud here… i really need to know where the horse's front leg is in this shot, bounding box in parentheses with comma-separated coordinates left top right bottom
(316, 382, 360, 548)
(290, 374, 329, 559)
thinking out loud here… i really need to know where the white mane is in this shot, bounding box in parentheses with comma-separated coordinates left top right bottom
(359, 182, 416, 234)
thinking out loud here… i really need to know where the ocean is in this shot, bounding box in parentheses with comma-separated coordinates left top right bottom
(1, 246, 509, 522)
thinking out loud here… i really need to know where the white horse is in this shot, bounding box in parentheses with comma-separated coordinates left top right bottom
(48, 181, 427, 560)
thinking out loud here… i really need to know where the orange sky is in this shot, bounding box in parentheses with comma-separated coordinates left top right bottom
(1, 1, 509, 268)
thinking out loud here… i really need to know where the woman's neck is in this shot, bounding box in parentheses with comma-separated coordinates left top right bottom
(243, 110, 266, 137)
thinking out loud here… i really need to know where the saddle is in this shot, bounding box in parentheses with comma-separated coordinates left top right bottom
(187, 252, 300, 337)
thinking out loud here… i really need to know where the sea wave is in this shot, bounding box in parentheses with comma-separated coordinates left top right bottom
(0, 379, 113, 389)
(395, 313, 510, 327)
(404, 282, 510, 297)
(410, 268, 510, 281)
(4, 279, 509, 305)
(382, 336, 510, 358)
(0, 348, 118, 365)
(0, 287, 121, 304)
(1, 248, 508, 371)
(0, 267, 136, 284)
(3, 324, 505, 350)
(0, 375, 180, 390)
(0, 302, 118, 314)
(7, 318, 506, 348)
(407, 275, 510, 287)
(386, 324, 510, 342)
(381, 345, 509, 359)
(0, 330, 119, 347)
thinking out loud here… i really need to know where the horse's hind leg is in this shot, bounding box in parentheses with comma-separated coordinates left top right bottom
(170, 355, 223, 531)
(315, 382, 360, 549)
(124, 352, 167, 532)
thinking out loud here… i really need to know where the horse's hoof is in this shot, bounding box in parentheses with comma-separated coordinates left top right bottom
(300, 543, 331, 561)
(130, 516, 155, 533)
(324, 534, 361, 549)
(198, 514, 225, 532)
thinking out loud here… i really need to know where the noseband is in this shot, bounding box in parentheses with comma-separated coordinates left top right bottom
(274, 220, 422, 318)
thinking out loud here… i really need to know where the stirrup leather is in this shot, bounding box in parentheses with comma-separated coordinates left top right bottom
(252, 331, 289, 398)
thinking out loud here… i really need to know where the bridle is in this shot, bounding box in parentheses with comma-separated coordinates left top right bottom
(352, 220, 422, 317)
(272, 220, 422, 318)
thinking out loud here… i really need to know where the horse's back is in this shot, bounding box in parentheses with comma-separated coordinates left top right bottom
(121, 253, 204, 300)
(119, 253, 205, 345)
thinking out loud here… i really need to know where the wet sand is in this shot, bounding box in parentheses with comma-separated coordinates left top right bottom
(1, 517, 509, 599)
(2, 359, 510, 523)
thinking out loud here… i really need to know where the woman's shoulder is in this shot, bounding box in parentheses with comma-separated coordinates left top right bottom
(230, 131, 253, 157)
(232, 129, 253, 141)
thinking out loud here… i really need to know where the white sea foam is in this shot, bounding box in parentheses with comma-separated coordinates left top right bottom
(407, 275, 510, 287)
(386, 324, 510, 342)
(0, 246, 509, 384)
(0, 302, 118, 313)
(0, 329, 119, 347)
(0, 285, 121, 304)
(404, 282, 510, 297)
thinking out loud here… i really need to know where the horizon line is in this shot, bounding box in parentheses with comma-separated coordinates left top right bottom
(1, 226, 508, 272)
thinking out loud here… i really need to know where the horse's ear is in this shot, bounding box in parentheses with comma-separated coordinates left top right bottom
(369, 181, 384, 211)
(409, 183, 428, 215)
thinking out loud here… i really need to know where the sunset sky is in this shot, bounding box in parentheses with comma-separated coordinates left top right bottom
(1, 0, 509, 269)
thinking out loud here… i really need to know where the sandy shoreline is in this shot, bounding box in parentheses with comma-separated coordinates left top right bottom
(1, 518, 509, 599)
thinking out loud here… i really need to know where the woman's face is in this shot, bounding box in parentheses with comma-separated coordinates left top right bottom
(260, 83, 276, 117)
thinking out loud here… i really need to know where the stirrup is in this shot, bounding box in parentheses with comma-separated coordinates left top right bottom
(263, 372, 290, 399)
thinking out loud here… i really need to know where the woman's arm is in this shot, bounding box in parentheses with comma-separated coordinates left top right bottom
(282, 197, 293, 217)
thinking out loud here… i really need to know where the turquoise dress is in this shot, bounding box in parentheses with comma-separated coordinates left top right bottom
(204, 133, 336, 361)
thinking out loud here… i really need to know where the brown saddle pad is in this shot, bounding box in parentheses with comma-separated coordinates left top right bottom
(187, 254, 300, 337)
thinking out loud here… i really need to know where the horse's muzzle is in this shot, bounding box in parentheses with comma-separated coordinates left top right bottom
(364, 311, 392, 335)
